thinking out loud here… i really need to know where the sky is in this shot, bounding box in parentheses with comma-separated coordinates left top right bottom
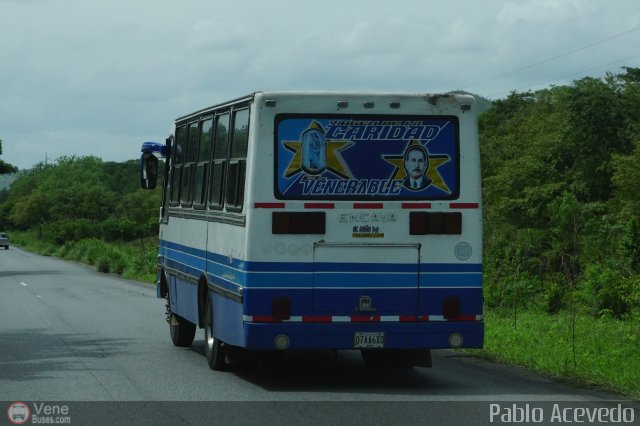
(1, 0, 639, 170)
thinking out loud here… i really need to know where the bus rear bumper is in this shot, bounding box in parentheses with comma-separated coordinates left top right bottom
(242, 320, 483, 350)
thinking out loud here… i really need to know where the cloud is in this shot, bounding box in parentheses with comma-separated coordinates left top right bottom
(1, 0, 640, 170)
(497, 0, 588, 26)
(188, 18, 250, 52)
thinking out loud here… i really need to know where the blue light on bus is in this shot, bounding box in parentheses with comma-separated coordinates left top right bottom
(141, 141, 168, 157)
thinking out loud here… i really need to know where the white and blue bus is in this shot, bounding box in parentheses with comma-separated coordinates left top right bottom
(140, 92, 483, 370)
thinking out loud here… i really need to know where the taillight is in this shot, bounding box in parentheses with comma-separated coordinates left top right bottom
(272, 212, 326, 234)
(443, 297, 461, 320)
(272, 297, 291, 320)
(410, 212, 462, 235)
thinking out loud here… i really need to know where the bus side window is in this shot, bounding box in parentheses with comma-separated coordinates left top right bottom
(209, 112, 229, 210)
(194, 117, 213, 208)
(180, 121, 199, 207)
(226, 108, 249, 211)
(170, 125, 187, 206)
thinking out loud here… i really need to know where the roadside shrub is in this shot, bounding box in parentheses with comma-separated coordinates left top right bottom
(66, 240, 88, 260)
(109, 249, 127, 274)
(146, 218, 159, 236)
(581, 264, 631, 318)
(92, 245, 126, 274)
(121, 240, 157, 281)
(96, 252, 111, 273)
(42, 219, 98, 244)
(86, 241, 107, 266)
(484, 275, 540, 310)
(543, 279, 568, 314)
(66, 238, 108, 265)
(100, 217, 143, 242)
(55, 242, 73, 259)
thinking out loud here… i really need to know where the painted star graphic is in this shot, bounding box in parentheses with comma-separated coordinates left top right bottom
(382, 152, 452, 193)
(283, 137, 354, 179)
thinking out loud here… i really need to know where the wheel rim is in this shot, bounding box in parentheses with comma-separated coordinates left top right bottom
(170, 314, 177, 339)
(205, 300, 214, 354)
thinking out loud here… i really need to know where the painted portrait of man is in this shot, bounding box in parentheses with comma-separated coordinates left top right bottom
(402, 142, 432, 191)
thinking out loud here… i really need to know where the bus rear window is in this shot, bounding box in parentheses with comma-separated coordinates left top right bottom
(274, 115, 459, 200)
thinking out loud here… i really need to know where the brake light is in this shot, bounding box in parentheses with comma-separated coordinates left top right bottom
(410, 212, 462, 235)
(272, 297, 291, 320)
(272, 212, 326, 234)
(443, 297, 461, 320)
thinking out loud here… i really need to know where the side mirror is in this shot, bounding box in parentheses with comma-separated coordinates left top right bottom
(140, 152, 159, 189)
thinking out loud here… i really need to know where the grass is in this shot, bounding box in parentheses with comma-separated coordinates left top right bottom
(467, 308, 640, 399)
(9, 230, 157, 283)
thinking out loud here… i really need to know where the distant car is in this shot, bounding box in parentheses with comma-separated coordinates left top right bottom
(0, 233, 9, 249)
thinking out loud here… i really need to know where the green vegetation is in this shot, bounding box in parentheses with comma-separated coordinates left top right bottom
(477, 67, 640, 399)
(0, 138, 18, 176)
(0, 156, 161, 282)
(481, 68, 640, 318)
(471, 310, 640, 399)
(1, 70, 639, 396)
(9, 231, 157, 282)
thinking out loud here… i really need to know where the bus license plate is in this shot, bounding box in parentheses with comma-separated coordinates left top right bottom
(354, 332, 385, 348)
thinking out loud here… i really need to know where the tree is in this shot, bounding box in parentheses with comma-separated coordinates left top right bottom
(1, 155, 161, 241)
(0, 139, 18, 174)
(480, 68, 640, 316)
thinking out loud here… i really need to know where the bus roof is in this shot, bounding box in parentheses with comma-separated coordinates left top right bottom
(175, 91, 476, 122)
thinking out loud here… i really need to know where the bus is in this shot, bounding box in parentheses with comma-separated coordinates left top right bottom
(140, 91, 483, 370)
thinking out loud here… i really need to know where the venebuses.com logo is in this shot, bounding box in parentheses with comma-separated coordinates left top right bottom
(7, 402, 30, 425)
(6, 401, 72, 424)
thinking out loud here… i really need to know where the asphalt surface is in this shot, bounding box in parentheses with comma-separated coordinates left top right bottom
(1, 247, 638, 425)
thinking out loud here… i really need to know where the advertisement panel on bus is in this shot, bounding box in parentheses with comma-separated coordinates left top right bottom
(275, 115, 459, 200)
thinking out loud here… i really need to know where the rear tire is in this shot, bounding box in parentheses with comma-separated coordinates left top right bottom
(169, 313, 196, 347)
(204, 294, 227, 370)
(167, 295, 196, 347)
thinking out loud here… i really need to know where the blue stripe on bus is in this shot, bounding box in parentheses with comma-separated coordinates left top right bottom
(164, 256, 205, 280)
(159, 239, 482, 289)
(241, 273, 482, 288)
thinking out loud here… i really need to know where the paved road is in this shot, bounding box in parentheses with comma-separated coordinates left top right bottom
(1, 247, 638, 425)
